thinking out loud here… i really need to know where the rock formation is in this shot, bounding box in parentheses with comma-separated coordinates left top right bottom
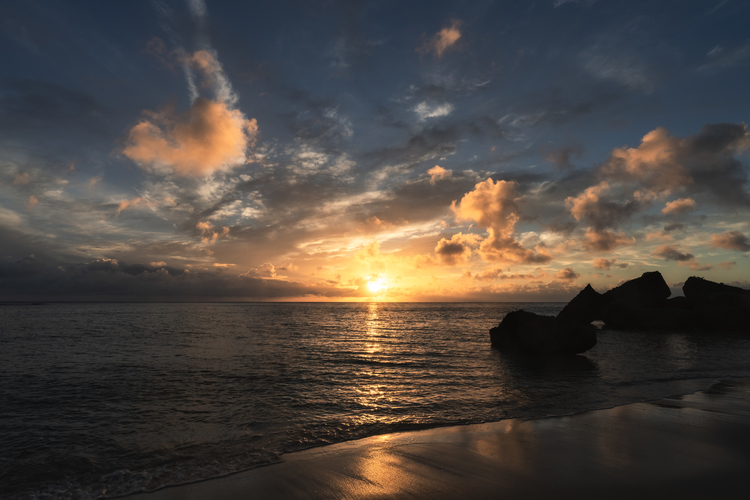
(489, 310, 597, 355)
(490, 272, 750, 355)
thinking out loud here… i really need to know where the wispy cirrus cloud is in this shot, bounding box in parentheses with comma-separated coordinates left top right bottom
(414, 101, 454, 120)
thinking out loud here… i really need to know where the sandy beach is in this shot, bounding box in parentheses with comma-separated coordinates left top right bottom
(125, 377, 750, 500)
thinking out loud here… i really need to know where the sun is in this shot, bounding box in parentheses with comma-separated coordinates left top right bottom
(367, 276, 388, 294)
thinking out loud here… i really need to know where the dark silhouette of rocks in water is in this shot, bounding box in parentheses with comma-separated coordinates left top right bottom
(489, 310, 597, 356)
(683, 277, 750, 332)
(490, 271, 750, 354)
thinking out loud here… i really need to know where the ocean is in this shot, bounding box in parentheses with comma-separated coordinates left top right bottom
(2, 302, 750, 499)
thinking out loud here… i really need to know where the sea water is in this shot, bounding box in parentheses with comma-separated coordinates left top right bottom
(2, 302, 750, 499)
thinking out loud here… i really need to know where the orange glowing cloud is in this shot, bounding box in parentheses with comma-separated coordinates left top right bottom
(123, 98, 258, 176)
(452, 179, 551, 264)
(116, 197, 149, 216)
(427, 165, 452, 185)
(603, 127, 693, 200)
(662, 197, 696, 215)
(434, 233, 480, 266)
(197, 220, 230, 244)
(419, 21, 461, 58)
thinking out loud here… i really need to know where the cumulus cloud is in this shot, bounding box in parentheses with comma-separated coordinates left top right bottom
(196, 220, 230, 244)
(452, 178, 552, 264)
(418, 21, 461, 58)
(601, 123, 750, 204)
(556, 267, 580, 281)
(684, 260, 712, 271)
(602, 128, 693, 200)
(652, 244, 693, 262)
(414, 102, 454, 120)
(427, 165, 452, 185)
(582, 228, 635, 252)
(710, 231, 750, 251)
(434, 232, 480, 266)
(126, 4, 258, 178)
(592, 257, 629, 270)
(123, 98, 258, 176)
(662, 197, 696, 215)
(566, 181, 637, 230)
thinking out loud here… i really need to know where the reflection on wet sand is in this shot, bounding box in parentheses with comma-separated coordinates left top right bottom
(129, 379, 750, 500)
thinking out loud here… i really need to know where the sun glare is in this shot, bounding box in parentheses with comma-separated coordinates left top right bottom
(367, 276, 388, 294)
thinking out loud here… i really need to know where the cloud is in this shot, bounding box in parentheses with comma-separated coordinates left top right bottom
(27, 195, 39, 209)
(718, 261, 736, 270)
(592, 257, 629, 270)
(470, 268, 536, 282)
(710, 231, 750, 251)
(116, 197, 148, 216)
(652, 244, 694, 262)
(582, 228, 635, 252)
(0, 256, 352, 300)
(601, 123, 750, 204)
(240, 262, 277, 279)
(602, 128, 693, 200)
(556, 267, 580, 281)
(452, 178, 552, 264)
(544, 145, 583, 170)
(196, 221, 230, 244)
(14, 173, 29, 185)
(123, 98, 258, 176)
(414, 102, 454, 120)
(434, 232, 480, 266)
(684, 260, 712, 271)
(566, 181, 638, 230)
(697, 41, 750, 74)
(188, 50, 238, 107)
(580, 49, 654, 93)
(418, 21, 461, 58)
(663, 222, 684, 232)
(662, 197, 696, 215)
(427, 165, 452, 185)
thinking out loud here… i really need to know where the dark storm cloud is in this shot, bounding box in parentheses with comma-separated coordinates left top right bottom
(0, 254, 356, 300)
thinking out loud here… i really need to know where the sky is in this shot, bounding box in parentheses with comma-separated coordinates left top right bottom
(1, 0, 749, 302)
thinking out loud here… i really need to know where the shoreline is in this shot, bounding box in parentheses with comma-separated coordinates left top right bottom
(124, 376, 750, 500)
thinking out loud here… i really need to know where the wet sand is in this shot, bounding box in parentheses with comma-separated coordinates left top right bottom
(127, 378, 750, 500)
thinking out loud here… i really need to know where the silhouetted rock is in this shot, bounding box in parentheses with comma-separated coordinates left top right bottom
(490, 310, 597, 355)
(683, 277, 750, 306)
(490, 272, 749, 354)
(557, 284, 605, 325)
(683, 277, 750, 332)
(602, 271, 671, 309)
